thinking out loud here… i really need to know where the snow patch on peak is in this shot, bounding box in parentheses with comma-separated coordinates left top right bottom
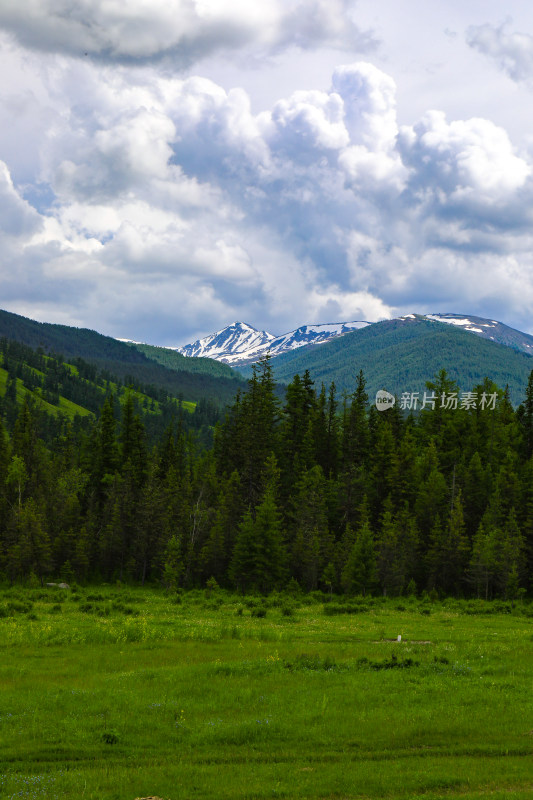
(421, 313, 533, 356)
(266, 321, 370, 357)
(177, 322, 275, 364)
(177, 320, 370, 365)
(426, 315, 477, 327)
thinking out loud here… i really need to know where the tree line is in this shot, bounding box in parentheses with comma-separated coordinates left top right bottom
(1, 350, 533, 599)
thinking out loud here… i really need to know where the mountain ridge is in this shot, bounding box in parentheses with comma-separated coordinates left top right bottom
(176, 313, 533, 367)
(252, 316, 533, 406)
(177, 320, 371, 365)
(0, 308, 243, 405)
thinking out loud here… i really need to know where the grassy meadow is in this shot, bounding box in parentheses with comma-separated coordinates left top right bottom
(1, 586, 533, 800)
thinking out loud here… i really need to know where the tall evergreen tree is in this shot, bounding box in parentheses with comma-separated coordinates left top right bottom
(341, 519, 376, 596)
(290, 465, 332, 591)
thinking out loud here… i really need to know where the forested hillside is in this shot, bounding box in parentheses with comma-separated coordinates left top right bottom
(0, 336, 221, 447)
(128, 341, 242, 380)
(0, 309, 243, 405)
(252, 317, 533, 406)
(1, 350, 532, 600)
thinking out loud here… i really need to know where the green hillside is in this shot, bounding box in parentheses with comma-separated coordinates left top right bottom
(0, 336, 177, 419)
(128, 341, 242, 381)
(0, 337, 224, 450)
(0, 309, 242, 406)
(0, 362, 92, 420)
(248, 317, 533, 405)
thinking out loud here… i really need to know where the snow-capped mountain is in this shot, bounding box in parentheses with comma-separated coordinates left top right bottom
(176, 313, 533, 368)
(177, 321, 370, 365)
(178, 322, 276, 364)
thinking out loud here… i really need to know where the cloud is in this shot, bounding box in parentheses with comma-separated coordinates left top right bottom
(0, 160, 42, 237)
(467, 22, 533, 84)
(2, 47, 533, 344)
(397, 110, 531, 221)
(0, 0, 375, 67)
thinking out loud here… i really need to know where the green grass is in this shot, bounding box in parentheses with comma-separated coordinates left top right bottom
(0, 367, 93, 419)
(1, 588, 533, 799)
(0, 363, 196, 420)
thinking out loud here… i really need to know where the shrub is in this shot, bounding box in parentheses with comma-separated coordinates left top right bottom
(323, 603, 369, 615)
(7, 600, 33, 614)
(285, 654, 341, 672)
(357, 653, 419, 670)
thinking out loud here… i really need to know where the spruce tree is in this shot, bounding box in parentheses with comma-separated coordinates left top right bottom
(341, 520, 376, 596)
(290, 465, 332, 591)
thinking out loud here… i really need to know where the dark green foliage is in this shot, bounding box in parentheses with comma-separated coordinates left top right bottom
(130, 342, 243, 381)
(323, 602, 370, 615)
(0, 308, 244, 405)
(284, 653, 341, 671)
(1, 326, 533, 600)
(358, 653, 419, 670)
(254, 316, 533, 406)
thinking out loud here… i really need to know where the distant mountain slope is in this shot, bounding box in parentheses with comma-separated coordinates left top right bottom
(178, 320, 370, 365)
(126, 342, 243, 380)
(420, 313, 533, 355)
(248, 316, 533, 406)
(0, 309, 242, 405)
(178, 313, 533, 369)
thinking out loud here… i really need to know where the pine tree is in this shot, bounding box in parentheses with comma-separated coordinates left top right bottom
(414, 461, 448, 555)
(163, 534, 184, 590)
(290, 465, 332, 591)
(120, 394, 148, 488)
(517, 369, 533, 459)
(11, 397, 48, 500)
(11, 498, 52, 585)
(253, 487, 287, 592)
(426, 492, 469, 595)
(376, 497, 404, 596)
(199, 471, 244, 585)
(391, 426, 420, 511)
(369, 416, 399, 521)
(230, 456, 287, 593)
(341, 520, 376, 596)
(468, 521, 496, 599)
(87, 395, 119, 513)
(216, 356, 280, 510)
(493, 508, 525, 599)
(229, 509, 257, 593)
(462, 451, 490, 536)
(342, 370, 369, 470)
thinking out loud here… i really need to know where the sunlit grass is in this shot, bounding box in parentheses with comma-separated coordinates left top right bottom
(1, 587, 532, 799)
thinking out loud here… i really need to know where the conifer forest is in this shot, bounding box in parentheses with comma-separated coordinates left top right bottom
(2, 335, 533, 601)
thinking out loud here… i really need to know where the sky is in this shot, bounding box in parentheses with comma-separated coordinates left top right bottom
(1, 0, 533, 347)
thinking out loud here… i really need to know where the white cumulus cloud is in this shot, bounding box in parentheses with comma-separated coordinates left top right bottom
(1, 37, 533, 343)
